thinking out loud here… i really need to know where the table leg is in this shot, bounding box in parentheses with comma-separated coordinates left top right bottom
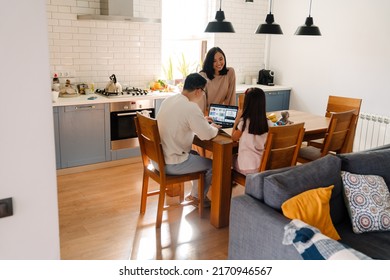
(210, 140, 233, 228)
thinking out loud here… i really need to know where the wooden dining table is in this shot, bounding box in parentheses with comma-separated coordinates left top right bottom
(193, 109, 330, 229)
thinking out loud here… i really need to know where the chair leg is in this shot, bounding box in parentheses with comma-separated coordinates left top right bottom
(198, 173, 205, 218)
(140, 172, 149, 214)
(156, 183, 167, 228)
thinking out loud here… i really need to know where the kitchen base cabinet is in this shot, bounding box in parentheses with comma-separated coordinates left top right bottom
(236, 89, 290, 112)
(53, 107, 61, 169)
(265, 90, 290, 112)
(57, 104, 110, 168)
(111, 147, 141, 161)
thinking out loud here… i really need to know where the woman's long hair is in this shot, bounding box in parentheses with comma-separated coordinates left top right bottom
(200, 47, 229, 80)
(241, 88, 269, 135)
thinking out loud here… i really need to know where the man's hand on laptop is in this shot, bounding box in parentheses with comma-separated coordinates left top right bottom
(205, 116, 214, 123)
(205, 116, 221, 128)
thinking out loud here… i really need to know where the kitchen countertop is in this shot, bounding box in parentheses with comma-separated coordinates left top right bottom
(52, 84, 292, 106)
(52, 91, 178, 107)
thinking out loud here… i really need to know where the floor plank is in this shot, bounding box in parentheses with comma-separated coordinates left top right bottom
(57, 162, 244, 260)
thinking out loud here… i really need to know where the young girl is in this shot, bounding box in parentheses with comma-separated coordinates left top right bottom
(232, 87, 273, 175)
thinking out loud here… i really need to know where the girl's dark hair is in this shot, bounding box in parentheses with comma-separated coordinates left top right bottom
(241, 88, 269, 135)
(200, 47, 229, 80)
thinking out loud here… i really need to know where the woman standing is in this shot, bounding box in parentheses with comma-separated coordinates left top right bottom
(198, 47, 236, 113)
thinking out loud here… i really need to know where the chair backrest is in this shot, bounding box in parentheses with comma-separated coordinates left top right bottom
(325, 95, 362, 152)
(134, 112, 166, 175)
(325, 95, 362, 117)
(321, 110, 357, 155)
(259, 122, 305, 171)
(238, 93, 245, 110)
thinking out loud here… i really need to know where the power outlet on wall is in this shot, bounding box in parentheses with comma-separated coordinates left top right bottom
(52, 71, 76, 78)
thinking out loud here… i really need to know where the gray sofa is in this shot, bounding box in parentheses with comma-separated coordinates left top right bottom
(228, 144, 390, 260)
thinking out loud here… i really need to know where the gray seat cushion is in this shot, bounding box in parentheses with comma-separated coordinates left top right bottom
(263, 155, 347, 224)
(336, 220, 390, 259)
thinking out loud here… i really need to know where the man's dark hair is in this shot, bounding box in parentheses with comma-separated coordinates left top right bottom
(183, 73, 207, 91)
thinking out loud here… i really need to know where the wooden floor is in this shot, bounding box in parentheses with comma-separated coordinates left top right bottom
(57, 161, 245, 260)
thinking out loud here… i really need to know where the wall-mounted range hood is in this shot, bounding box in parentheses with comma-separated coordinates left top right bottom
(77, 0, 161, 23)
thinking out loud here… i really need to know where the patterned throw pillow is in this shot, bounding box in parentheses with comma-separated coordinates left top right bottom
(341, 171, 390, 234)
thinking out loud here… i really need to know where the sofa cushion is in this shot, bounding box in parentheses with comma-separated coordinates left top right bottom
(341, 171, 390, 234)
(335, 220, 390, 259)
(245, 166, 292, 201)
(282, 185, 341, 240)
(263, 155, 347, 224)
(338, 146, 390, 187)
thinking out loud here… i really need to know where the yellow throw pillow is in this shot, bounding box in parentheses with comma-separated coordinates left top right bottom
(281, 185, 341, 240)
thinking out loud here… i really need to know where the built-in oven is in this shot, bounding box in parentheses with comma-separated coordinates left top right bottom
(110, 100, 155, 150)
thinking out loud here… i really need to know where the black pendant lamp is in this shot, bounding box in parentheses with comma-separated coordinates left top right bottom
(295, 0, 321, 36)
(255, 0, 283, 35)
(205, 0, 235, 33)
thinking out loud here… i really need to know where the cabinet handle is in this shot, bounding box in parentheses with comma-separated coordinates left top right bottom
(117, 110, 153, 117)
(117, 112, 137, 116)
(75, 105, 96, 110)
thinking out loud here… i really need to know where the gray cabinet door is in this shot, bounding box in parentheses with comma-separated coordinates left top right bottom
(59, 104, 108, 168)
(265, 90, 290, 112)
(53, 107, 61, 169)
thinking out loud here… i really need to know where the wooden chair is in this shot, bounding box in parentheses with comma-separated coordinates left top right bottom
(298, 110, 357, 163)
(309, 95, 362, 152)
(232, 122, 305, 186)
(238, 93, 245, 110)
(134, 112, 205, 228)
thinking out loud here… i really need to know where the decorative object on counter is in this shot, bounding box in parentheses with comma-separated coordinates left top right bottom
(59, 79, 78, 97)
(149, 79, 168, 91)
(204, 0, 235, 33)
(255, 0, 283, 34)
(162, 56, 174, 84)
(52, 90, 59, 103)
(276, 111, 294, 126)
(52, 73, 60, 92)
(105, 74, 122, 93)
(295, 0, 321, 36)
(77, 83, 88, 95)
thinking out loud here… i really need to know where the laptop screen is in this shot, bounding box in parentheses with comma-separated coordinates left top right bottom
(208, 103, 238, 128)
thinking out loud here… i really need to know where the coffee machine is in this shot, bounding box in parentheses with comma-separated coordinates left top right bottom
(258, 69, 274, 86)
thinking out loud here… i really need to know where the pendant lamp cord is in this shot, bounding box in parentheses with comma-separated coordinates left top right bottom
(308, 0, 312, 16)
(219, 0, 222, 11)
(269, 0, 273, 13)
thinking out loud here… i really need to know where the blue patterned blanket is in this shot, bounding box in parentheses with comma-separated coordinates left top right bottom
(283, 219, 371, 260)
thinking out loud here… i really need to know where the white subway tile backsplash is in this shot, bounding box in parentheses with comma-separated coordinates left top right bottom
(47, 0, 264, 88)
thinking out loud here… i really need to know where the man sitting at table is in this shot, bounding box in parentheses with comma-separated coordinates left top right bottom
(156, 73, 219, 207)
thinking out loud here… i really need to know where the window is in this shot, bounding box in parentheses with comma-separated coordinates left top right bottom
(161, 0, 211, 83)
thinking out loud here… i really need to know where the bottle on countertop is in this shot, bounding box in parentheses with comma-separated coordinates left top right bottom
(52, 73, 60, 91)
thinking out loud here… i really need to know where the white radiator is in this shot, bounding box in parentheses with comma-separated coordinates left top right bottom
(353, 113, 390, 152)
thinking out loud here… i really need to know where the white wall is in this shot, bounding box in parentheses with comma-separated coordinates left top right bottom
(0, 0, 60, 259)
(47, 0, 161, 89)
(270, 0, 390, 116)
(213, 0, 267, 84)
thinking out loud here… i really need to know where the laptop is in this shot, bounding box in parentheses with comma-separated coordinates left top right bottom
(208, 103, 239, 129)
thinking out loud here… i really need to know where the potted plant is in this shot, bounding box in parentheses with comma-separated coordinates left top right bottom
(162, 56, 174, 85)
